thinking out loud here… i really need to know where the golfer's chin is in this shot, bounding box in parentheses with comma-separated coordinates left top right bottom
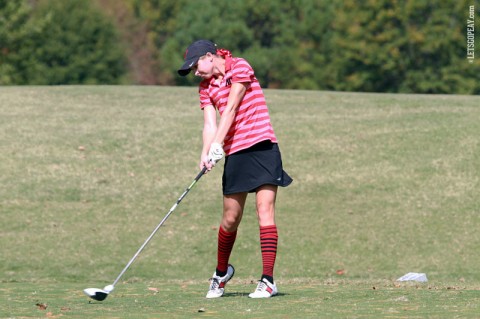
(195, 72, 213, 80)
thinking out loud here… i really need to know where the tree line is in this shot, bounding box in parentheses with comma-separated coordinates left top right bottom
(1, 0, 479, 94)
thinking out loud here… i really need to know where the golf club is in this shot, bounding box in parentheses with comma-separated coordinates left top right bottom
(83, 166, 208, 301)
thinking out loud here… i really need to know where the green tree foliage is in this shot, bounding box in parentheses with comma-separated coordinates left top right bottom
(128, 0, 187, 84)
(145, 0, 478, 93)
(2, 0, 479, 93)
(94, 0, 159, 84)
(32, 0, 127, 84)
(327, 0, 480, 94)
(0, 0, 127, 84)
(149, 0, 335, 88)
(0, 0, 47, 84)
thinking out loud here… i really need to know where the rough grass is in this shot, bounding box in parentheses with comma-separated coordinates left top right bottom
(1, 86, 479, 318)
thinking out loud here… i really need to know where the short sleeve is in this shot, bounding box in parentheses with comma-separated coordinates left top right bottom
(231, 58, 255, 84)
(199, 80, 213, 109)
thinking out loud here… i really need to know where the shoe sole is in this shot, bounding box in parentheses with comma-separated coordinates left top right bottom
(248, 291, 278, 298)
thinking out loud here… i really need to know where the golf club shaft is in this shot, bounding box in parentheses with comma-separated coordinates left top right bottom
(111, 167, 208, 287)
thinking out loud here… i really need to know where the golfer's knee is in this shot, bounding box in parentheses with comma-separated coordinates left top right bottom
(221, 213, 241, 231)
(256, 204, 275, 226)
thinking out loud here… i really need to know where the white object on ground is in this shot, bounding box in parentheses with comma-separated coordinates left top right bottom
(396, 272, 428, 282)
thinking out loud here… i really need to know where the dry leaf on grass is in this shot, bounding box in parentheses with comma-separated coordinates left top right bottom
(36, 303, 47, 310)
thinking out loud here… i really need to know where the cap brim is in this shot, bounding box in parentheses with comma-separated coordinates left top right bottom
(178, 68, 191, 76)
(177, 57, 198, 76)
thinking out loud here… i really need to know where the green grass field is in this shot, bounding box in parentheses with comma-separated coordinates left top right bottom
(1, 86, 479, 318)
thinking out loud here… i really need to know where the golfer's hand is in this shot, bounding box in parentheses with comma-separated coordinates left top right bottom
(200, 155, 214, 172)
(208, 142, 224, 166)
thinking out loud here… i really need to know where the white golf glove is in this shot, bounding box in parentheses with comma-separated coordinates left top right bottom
(208, 142, 224, 165)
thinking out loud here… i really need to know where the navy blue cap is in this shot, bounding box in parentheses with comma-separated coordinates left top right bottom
(178, 40, 217, 76)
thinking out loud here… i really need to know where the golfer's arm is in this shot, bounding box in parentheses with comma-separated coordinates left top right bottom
(213, 82, 247, 144)
(202, 105, 217, 156)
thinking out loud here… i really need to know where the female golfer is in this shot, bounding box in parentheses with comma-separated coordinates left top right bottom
(178, 40, 292, 298)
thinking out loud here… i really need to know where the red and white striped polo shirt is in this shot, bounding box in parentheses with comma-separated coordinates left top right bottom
(199, 57, 277, 155)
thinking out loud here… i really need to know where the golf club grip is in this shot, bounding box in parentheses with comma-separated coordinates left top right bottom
(197, 166, 208, 180)
(111, 167, 208, 286)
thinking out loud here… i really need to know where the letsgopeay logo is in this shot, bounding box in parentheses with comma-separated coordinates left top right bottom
(467, 5, 475, 63)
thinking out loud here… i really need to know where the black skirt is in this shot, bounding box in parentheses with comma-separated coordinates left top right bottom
(222, 140, 293, 195)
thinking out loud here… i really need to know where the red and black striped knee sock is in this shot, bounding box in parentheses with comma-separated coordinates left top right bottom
(216, 226, 237, 276)
(260, 225, 278, 283)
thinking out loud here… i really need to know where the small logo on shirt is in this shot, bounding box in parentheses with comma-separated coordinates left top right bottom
(225, 77, 232, 86)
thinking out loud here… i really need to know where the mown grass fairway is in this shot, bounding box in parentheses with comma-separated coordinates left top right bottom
(1, 86, 479, 318)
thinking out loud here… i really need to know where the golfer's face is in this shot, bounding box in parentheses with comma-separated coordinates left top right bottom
(193, 55, 213, 79)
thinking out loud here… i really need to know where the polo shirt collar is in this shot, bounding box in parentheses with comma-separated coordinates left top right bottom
(209, 57, 233, 87)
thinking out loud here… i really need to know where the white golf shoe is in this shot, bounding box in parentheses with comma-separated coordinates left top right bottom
(248, 278, 278, 298)
(206, 264, 235, 299)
